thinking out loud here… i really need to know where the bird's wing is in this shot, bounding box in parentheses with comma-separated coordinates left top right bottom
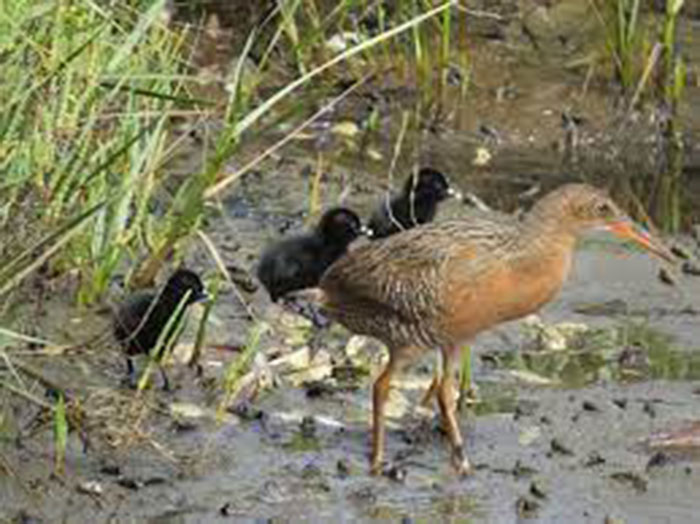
(113, 291, 155, 339)
(321, 216, 520, 324)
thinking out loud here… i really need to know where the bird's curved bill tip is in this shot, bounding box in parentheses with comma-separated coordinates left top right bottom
(607, 220, 675, 263)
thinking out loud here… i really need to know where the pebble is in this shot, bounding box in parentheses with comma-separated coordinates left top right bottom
(583, 451, 606, 467)
(582, 400, 599, 412)
(550, 438, 574, 456)
(529, 479, 548, 499)
(515, 496, 540, 518)
(612, 398, 628, 410)
(610, 471, 648, 493)
(682, 260, 700, 276)
(76, 480, 103, 496)
(646, 451, 670, 471)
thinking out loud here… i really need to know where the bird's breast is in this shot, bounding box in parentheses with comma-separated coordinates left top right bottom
(442, 246, 573, 342)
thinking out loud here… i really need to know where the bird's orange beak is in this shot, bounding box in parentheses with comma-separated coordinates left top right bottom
(606, 220, 676, 263)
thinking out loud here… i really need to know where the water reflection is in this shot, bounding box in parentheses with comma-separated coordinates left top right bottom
(488, 321, 700, 388)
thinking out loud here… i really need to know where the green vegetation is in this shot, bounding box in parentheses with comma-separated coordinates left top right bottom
(0, 0, 457, 312)
(592, 0, 686, 111)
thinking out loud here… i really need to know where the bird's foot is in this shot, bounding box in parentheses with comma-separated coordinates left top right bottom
(369, 460, 407, 482)
(451, 445, 473, 477)
(459, 385, 479, 407)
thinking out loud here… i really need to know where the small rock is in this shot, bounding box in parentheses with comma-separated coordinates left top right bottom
(331, 120, 360, 138)
(515, 496, 540, 518)
(610, 471, 648, 493)
(304, 380, 337, 398)
(472, 146, 492, 166)
(550, 438, 574, 456)
(116, 477, 142, 491)
(169, 402, 206, 420)
(682, 260, 700, 276)
(336, 458, 351, 478)
(529, 479, 548, 499)
(384, 464, 407, 483)
(583, 451, 606, 467)
(514, 399, 539, 419)
(612, 398, 628, 409)
(76, 480, 103, 496)
(325, 31, 361, 53)
(670, 244, 692, 259)
(143, 477, 167, 487)
(582, 400, 599, 412)
(350, 486, 376, 503)
(658, 267, 676, 286)
(646, 451, 670, 471)
(219, 503, 233, 517)
(301, 463, 322, 479)
(508, 369, 556, 386)
(519, 426, 542, 446)
(172, 419, 198, 432)
(513, 460, 538, 478)
(228, 401, 265, 421)
(604, 516, 625, 524)
(226, 264, 258, 293)
(643, 401, 657, 418)
(99, 463, 120, 476)
(692, 224, 700, 243)
(573, 299, 628, 316)
(300, 415, 316, 439)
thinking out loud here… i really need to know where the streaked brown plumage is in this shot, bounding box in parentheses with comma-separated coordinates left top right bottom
(320, 183, 674, 475)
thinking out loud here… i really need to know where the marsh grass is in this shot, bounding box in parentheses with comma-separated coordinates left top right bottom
(1, 0, 457, 307)
(591, 0, 686, 117)
(53, 392, 68, 476)
(217, 321, 268, 421)
(0, 0, 464, 446)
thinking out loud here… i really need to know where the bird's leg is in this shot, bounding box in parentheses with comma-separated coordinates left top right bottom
(419, 373, 439, 408)
(158, 365, 171, 392)
(370, 357, 395, 475)
(125, 357, 137, 389)
(437, 346, 472, 476)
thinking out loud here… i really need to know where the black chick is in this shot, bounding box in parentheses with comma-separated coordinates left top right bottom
(257, 207, 367, 302)
(367, 167, 462, 239)
(113, 269, 208, 390)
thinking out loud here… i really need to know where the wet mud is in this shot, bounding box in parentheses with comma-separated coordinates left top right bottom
(4, 0, 700, 522)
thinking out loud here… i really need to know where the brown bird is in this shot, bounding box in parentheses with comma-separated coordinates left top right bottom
(319, 183, 674, 475)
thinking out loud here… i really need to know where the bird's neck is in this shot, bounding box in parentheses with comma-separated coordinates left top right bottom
(517, 210, 578, 266)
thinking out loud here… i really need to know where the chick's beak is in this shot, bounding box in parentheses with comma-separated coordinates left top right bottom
(447, 187, 464, 201)
(360, 224, 374, 238)
(606, 219, 676, 263)
(194, 291, 210, 304)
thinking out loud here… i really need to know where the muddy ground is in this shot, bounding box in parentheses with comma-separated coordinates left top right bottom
(3, 1, 700, 523)
(2, 247, 700, 523)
